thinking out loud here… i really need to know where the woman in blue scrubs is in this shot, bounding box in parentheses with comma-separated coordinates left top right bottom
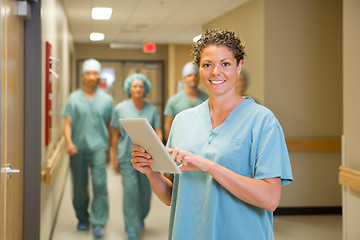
(111, 73, 162, 240)
(131, 29, 293, 240)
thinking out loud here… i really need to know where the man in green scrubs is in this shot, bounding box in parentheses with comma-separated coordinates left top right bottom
(62, 58, 114, 238)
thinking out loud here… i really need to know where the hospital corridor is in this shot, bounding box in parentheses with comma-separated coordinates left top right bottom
(51, 164, 342, 240)
(1, 0, 360, 239)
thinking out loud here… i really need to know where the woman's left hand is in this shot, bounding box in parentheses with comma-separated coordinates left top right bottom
(168, 148, 213, 172)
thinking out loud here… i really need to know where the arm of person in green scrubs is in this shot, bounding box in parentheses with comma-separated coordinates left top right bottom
(164, 116, 174, 142)
(64, 117, 77, 156)
(155, 128, 163, 143)
(106, 118, 112, 164)
(111, 127, 120, 173)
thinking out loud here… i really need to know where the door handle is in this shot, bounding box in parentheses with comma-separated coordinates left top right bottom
(1, 164, 21, 180)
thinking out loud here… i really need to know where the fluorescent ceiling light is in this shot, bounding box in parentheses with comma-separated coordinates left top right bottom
(92, 7, 112, 20)
(109, 43, 143, 49)
(90, 32, 105, 41)
(193, 35, 201, 42)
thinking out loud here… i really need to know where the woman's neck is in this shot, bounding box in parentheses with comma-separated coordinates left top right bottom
(208, 93, 245, 128)
(131, 98, 144, 111)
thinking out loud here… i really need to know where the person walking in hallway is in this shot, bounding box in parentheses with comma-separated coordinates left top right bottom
(62, 58, 114, 238)
(111, 73, 162, 240)
(163, 61, 208, 140)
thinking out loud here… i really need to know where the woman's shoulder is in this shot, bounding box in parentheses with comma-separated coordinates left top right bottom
(246, 98, 280, 127)
(115, 99, 130, 110)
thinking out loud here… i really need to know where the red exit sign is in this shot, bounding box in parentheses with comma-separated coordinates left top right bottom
(143, 42, 156, 53)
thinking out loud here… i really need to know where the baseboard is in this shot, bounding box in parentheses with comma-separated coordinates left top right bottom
(274, 206, 342, 215)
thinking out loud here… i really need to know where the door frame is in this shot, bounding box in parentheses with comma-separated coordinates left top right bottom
(23, 2, 42, 239)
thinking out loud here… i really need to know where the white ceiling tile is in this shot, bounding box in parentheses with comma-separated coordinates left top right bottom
(60, 0, 250, 44)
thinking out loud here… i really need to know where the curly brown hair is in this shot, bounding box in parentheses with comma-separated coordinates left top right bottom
(192, 29, 246, 67)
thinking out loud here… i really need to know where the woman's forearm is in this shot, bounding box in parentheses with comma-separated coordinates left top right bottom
(146, 171, 173, 206)
(207, 162, 281, 212)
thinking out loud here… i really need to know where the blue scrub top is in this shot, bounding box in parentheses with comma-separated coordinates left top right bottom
(111, 99, 161, 163)
(61, 89, 114, 152)
(166, 98, 293, 240)
(164, 90, 208, 116)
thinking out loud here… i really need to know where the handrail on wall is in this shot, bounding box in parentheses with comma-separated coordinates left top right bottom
(286, 138, 341, 152)
(339, 166, 360, 192)
(41, 136, 66, 185)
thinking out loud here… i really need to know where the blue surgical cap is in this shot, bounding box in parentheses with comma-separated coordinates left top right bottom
(82, 58, 101, 74)
(124, 73, 152, 98)
(182, 61, 198, 77)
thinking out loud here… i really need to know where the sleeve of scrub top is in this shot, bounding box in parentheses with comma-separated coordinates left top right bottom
(254, 121, 293, 186)
(164, 97, 175, 116)
(153, 108, 161, 129)
(110, 107, 120, 129)
(107, 99, 115, 120)
(61, 98, 73, 119)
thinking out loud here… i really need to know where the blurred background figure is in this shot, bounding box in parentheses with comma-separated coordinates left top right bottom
(163, 61, 208, 140)
(62, 58, 114, 238)
(236, 70, 249, 96)
(111, 73, 162, 240)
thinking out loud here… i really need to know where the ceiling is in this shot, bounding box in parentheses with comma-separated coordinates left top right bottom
(60, 0, 249, 45)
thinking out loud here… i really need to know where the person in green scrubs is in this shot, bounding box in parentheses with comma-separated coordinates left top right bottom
(163, 61, 208, 140)
(62, 58, 114, 238)
(131, 29, 293, 240)
(111, 73, 162, 240)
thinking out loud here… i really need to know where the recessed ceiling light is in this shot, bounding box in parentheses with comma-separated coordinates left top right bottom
(193, 35, 201, 42)
(92, 7, 112, 20)
(90, 32, 105, 41)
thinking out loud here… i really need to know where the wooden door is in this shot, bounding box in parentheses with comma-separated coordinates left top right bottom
(0, 0, 25, 239)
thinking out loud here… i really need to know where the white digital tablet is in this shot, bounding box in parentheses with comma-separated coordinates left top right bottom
(119, 118, 181, 174)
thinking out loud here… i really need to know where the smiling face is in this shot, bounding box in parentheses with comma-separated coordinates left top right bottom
(199, 45, 241, 97)
(130, 79, 145, 99)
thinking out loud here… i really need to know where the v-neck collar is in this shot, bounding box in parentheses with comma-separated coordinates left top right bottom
(203, 97, 253, 133)
(81, 88, 98, 103)
(129, 99, 145, 114)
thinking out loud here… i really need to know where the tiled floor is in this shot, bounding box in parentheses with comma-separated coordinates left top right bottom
(52, 165, 342, 240)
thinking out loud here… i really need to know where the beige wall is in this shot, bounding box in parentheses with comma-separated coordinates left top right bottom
(167, 44, 194, 99)
(75, 43, 168, 61)
(343, 0, 360, 239)
(203, 0, 342, 207)
(264, 0, 342, 207)
(204, 0, 265, 104)
(40, 0, 74, 239)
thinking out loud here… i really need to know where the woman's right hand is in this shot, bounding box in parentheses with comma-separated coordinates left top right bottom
(131, 145, 154, 174)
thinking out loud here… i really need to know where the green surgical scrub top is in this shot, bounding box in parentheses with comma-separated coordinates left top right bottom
(166, 98, 293, 240)
(111, 100, 161, 163)
(62, 89, 114, 152)
(164, 90, 208, 117)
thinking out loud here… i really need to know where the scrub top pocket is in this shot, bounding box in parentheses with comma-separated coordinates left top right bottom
(216, 136, 253, 177)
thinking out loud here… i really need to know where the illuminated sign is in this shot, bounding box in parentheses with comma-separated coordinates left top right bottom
(143, 42, 156, 53)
